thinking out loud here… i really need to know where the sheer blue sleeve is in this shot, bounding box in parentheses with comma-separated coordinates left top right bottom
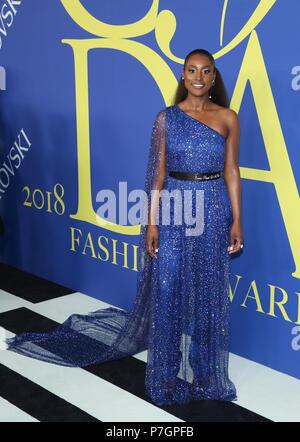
(3, 109, 167, 368)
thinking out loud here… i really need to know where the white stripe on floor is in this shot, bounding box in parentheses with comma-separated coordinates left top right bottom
(229, 353, 300, 422)
(0, 397, 38, 422)
(0, 289, 33, 314)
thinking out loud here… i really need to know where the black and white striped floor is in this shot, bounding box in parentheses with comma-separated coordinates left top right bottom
(0, 263, 298, 422)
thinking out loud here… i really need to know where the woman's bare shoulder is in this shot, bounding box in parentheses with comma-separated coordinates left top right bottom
(211, 106, 239, 139)
(215, 105, 238, 125)
(223, 107, 239, 127)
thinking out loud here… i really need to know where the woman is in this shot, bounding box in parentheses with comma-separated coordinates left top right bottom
(3, 49, 243, 406)
(142, 48, 242, 405)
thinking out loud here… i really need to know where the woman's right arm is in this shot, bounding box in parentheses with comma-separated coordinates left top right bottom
(146, 110, 166, 258)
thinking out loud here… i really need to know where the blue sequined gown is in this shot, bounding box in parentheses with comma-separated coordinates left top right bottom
(4, 104, 237, 406)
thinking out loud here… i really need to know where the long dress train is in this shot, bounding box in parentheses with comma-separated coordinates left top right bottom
(3, 104, 237, 406)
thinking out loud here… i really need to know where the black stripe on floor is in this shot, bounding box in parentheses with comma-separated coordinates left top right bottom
(0, 308, 272, 422)
(0, 307, 60, 334)
(0, 263, 75, 303)
(0, 364, 99, 422)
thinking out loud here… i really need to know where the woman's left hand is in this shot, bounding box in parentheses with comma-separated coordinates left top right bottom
(228, 221, 244, 254)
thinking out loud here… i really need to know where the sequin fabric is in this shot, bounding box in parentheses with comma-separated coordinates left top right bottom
(4, 104, 237, 406)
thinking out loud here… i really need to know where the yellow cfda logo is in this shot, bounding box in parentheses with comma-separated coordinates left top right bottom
(61, 0, 300, 278)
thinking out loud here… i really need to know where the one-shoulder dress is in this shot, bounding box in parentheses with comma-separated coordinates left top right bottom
(4, 104, 237, 406)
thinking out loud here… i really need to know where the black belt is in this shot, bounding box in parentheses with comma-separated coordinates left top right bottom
(169, 170, 224, 181)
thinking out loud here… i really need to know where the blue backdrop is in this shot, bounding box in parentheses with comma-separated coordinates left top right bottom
(0, 0, 299, 380)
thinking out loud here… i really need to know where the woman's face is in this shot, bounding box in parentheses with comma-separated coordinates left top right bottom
(182, 54, 215, 98)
